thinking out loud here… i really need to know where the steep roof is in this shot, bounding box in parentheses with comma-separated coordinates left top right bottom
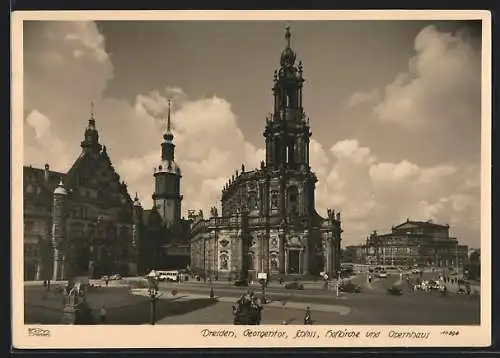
(23, 165, 66, 198)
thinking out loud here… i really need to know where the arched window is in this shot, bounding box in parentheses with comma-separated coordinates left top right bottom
(248, 192, 257, 210)
(270, 254, 279, 271)
(248, 252, 255, 270)
(220, 253, 229, 270)
(271, 192, 278, 209)
(287, 141, 295, 165)
(287, 186, 299, 214)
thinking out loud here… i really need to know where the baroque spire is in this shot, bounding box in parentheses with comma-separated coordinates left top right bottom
(163, 98, 174, 142)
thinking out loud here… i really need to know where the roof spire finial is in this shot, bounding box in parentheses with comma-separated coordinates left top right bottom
(167, 98, 172, 133)
(91, 101, 95, 119)
(285, 24, 291, 48)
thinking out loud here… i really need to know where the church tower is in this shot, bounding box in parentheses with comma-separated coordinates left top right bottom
(80, 102, 103, 156)
(263, 25, 317, 218)
(152, 99, 183, 228)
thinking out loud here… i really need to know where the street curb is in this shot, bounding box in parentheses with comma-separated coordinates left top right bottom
(129, 289, 351, 315)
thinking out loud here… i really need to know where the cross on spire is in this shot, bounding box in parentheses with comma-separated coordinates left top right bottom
(167, 98, 172, 133)
(285, 24, 291, 48)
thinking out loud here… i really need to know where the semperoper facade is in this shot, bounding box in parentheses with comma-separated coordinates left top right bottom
(189, 27, 342, 281)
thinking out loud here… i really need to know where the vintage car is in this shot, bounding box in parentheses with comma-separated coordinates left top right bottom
(338, 282, 361, 293)
(387, 286, 403, 296)
(284, 281, 304, 290)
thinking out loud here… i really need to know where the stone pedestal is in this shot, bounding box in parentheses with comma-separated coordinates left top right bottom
(61, 303, 79, 325)
(61, 301, 95, 325)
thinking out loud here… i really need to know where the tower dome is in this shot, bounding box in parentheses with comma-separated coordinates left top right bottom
(280, 25, 296, 67)
(155, 159, 181, 176)
(54, 180, 67, 195)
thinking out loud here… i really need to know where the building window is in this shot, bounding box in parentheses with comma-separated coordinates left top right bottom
(287, 186, 299, 214)
(271, 192, 278, 209)
(270, 254, 279, 271)
(248, 252, 255, 270)
(248, 192, 257, 210)
(26, 185, 33, 193)
(220, 253, 229, 270)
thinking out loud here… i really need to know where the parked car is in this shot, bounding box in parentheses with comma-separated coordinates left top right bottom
(285, 281, 304, 290)
(234, 279, 249, 287)
(387, 286, 403, 296)
(378, 271, 388, 278)
(339, 282, 361, 293)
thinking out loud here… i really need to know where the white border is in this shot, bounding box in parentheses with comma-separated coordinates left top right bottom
(11, 10, 492, 349)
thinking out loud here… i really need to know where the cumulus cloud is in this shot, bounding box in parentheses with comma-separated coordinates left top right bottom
(317, 138, 480, 245)
(24, 110, 73, 170)
(21, 21, 481, 248)
(117, 93, 266, 214)
(347, 89, 380, 107)
(348, 25, 481, 130)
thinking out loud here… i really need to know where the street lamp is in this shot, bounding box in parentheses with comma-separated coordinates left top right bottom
(147, 273, 162, 325)
(258, 273, 267, 304)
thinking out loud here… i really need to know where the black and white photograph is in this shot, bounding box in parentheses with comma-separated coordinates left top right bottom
(12, 10, 491, 349)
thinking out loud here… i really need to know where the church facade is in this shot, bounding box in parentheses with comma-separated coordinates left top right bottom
(189, 27, 342, 281)
(133, 99, 191, 275)
(24, 110, 137, 281)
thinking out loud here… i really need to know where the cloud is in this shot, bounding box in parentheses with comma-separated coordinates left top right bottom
(25, 110, 51, 139)
(347, 89, 380, 107)
(24, 109, 73, 170)
(349, 25, 481, 130)
(313, 137, 480, 246)
(22, 21, 481, 249)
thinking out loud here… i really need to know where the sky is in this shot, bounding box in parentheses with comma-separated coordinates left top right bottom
(22, 19, 483, 248)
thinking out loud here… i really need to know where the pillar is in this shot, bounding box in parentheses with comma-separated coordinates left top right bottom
(52, 180, 67, 281)
(284, 249, 288, 274)
(237, 233, 244, 280)
(279, 229, 286, 274)
(254, 234, 262, 273)
(52, 247, 60, 281)
(302, 230, 309, 275)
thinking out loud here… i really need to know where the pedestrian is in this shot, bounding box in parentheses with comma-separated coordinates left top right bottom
(105, 277, 109, 287)
(100, 305, 107, 324)
(304, 306, 312, 325)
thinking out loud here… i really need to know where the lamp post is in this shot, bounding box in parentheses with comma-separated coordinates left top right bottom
(336, 270, 341, 297)
(147, 274, 162, 325)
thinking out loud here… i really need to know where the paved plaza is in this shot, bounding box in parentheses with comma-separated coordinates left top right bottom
(24, 271, 480, 326)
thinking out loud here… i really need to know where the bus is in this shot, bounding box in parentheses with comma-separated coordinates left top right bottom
(157, 270, 179, 282)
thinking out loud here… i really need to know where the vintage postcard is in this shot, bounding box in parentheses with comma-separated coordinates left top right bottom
(12, 10, 491, 349)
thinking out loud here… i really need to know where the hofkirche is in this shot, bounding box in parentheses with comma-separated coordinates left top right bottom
(22, 26, 342, 281)
(188, 26, 343, 281)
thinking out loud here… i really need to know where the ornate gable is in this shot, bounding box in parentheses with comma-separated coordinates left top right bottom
(65, 146, 132, 208)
